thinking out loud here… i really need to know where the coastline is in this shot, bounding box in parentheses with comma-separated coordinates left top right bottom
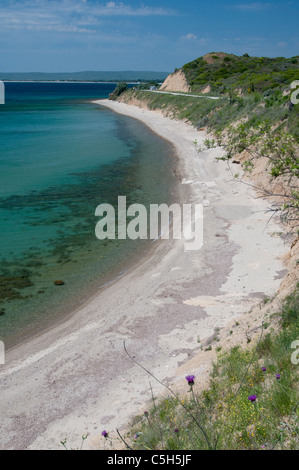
(0, 98, 290, 450)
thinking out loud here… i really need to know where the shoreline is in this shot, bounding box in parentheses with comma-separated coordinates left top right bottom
(2, 95, 180, 352)
(0, 98, 290, 450)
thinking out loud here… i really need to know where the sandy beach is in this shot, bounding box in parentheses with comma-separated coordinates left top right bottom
(0, 98, 290, 450)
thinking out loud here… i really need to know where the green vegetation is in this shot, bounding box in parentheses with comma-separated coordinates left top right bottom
(116, 52, 299, 142)
(135, 81, 160, 90)
(218, 120, 299, 227)
(183, 52, 299, 96)
(103, 287, 299, 450)
(115, 53, 299, 225)
(118, 83, 299, 141)
(118, 88, 221, 128)
(109, 82, 128, 100)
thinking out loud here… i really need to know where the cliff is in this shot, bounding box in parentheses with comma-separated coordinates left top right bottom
(159, 69, 191, 93)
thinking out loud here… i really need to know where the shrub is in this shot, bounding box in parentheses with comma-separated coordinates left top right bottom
(109, 82, 128, 100)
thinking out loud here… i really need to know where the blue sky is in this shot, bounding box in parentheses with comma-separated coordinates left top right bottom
(0, 0, 298, 72)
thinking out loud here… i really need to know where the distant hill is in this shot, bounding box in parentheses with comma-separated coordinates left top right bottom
(0, 71, 169, 82)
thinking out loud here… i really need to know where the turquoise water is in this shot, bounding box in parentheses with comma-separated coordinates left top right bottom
(0, 83, 178, 347)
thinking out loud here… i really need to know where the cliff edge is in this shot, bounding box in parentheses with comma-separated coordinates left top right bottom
(159, 68, 191, 93)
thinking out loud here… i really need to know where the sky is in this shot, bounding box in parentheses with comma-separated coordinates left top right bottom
(0, 0, 298, 72)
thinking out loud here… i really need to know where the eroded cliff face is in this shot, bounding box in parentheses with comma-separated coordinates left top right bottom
(159, 69, 191, 92)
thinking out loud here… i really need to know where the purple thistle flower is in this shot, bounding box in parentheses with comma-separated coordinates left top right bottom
(262, 367, 266, 372)
(144, 411, 149, 416)
(185, 375, 195, 386)
(276, 374, 281, 379)
(101, 430, 108, 438)
(174, 428, 179, 433)
(248, 395, 257, 402)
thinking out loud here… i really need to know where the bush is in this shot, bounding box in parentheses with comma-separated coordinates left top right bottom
(109, 82, 128, 100)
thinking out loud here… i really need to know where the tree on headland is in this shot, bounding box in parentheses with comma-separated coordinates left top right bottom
(109, 82, 128, 100)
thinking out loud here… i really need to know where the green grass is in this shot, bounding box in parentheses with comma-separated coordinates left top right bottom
(119, 88, 223, 127)
(109, 287, 299, 450)
(118, 83, 298, 142)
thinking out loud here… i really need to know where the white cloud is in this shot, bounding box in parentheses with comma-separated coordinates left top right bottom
(181, 33, 198, 40)
(277, 41, 287, 47)
(180, 34, 206, 46)
(0, 0, 177, 34)
(234, 2, 271, 11)
(92, 2, 177, 17)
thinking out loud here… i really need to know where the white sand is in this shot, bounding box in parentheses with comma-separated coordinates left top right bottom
(0, 99, 289, 450)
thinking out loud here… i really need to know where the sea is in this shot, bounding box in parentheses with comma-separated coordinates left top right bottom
(0, 82, 178, 348)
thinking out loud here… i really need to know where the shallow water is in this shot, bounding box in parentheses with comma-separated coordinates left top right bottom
(0, 83, 178, 346)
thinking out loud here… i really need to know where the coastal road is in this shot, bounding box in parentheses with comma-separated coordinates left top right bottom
(144, 90, 221, 99)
